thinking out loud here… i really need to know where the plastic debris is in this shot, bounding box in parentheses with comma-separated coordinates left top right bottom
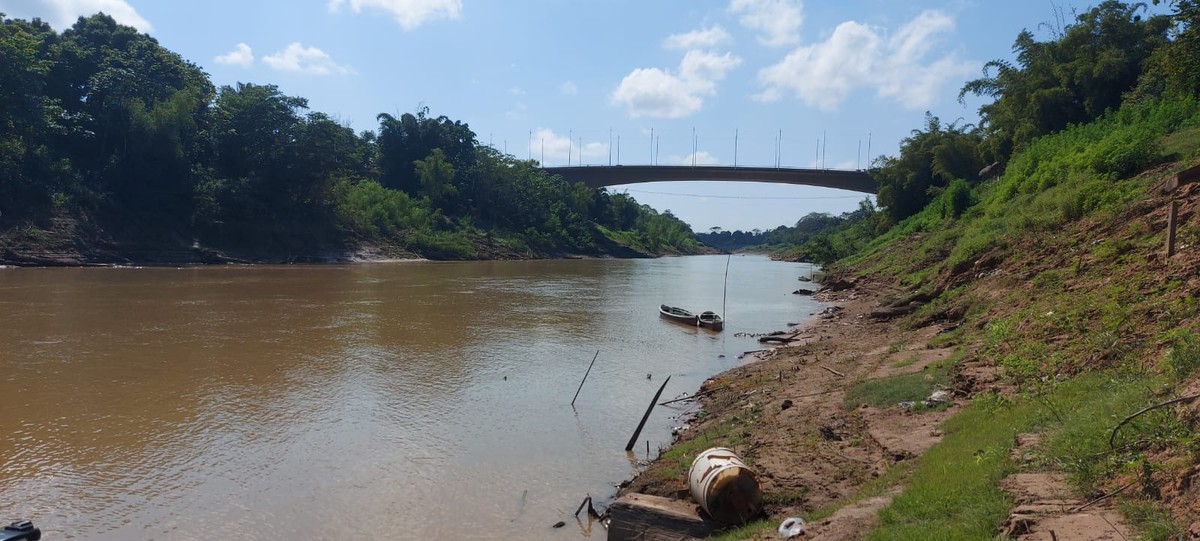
(778, 517, 806, 538)
(924, 390, 952, 407)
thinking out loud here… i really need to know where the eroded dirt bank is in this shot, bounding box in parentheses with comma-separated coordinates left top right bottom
(619, 276, 972, 540)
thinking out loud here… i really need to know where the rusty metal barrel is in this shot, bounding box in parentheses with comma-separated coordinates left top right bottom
(686, 447, 763, 525)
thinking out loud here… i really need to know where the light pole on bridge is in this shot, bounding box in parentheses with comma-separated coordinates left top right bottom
(649, 127, 653, 166)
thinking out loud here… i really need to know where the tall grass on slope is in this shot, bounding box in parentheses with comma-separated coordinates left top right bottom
(847, 97, 1200, 284)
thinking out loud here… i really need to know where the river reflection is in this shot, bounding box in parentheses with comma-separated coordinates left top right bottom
(0, 255, 819, 540)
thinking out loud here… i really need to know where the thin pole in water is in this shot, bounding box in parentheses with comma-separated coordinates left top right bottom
(722, 254, 731, 322)
(625, 376, 671, 451)
(571, 350, 601, 407)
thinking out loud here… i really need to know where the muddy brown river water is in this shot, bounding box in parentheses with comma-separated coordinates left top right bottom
(0, 255, 818, 539)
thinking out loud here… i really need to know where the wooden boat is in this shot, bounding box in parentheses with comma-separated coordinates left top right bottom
(659, 304, 724, 331)
(660, 304, 698, 325)
(697, 310, 724, 331)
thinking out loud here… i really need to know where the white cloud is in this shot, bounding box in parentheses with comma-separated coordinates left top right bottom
(755, 10, 975, 111)
(664, 26, 732, 50)
(8, 0, 152, 32)
(508, 87, 526, 95)
(327, 0, 462, 30)
(560, 81, 578, 95)
(611, 50, 741, 119)
(680, 151, 720, 166)
(262, 43, 356, 76)
(213, 43, 254, 68)
(529, 128, 608, 165)
(729, 0, 802, 48)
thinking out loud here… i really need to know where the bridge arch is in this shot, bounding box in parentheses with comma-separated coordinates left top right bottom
(542, 165, 877, 194)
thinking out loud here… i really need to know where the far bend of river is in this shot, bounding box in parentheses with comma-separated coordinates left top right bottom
(0, 255, 820, 540)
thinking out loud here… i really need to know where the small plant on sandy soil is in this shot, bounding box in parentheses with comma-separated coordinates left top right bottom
(763, 486, 810, 506)
(1031, 268, 1067, 291)
(891, 355, 920, 368)
(1160, 328, 1200, 379)
(842, 368, 950, 409)
(1118, 499, 1184, 541)
(654, 421, 746, 481)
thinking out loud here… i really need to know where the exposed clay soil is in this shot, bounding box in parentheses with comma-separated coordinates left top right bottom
(998, 434, 1133, 541)
(619, 277, 972, 540)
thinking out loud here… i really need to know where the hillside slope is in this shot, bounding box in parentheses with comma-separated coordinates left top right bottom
(620, 106, 1200, 540)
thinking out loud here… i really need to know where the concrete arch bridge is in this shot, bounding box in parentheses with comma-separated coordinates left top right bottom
(542, 165, 877, 194)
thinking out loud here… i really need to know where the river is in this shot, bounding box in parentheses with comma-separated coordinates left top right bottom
(0, 255, 819, 540)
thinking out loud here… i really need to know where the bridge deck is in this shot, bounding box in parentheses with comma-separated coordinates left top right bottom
(543, 165, 877, 194)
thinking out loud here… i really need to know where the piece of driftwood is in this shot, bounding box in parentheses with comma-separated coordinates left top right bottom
(1162, 163, 1200, 193)
(1073, 480, 1136, 512)
(821, 279, 855, 292)
(607, 493, 719, 541)
(1108, 393, 1200, 448)
(659, 388, 717, 406)
(869, 303, 922, 320)
(819, 365, 845, 378)
(758, 335, 799, 344)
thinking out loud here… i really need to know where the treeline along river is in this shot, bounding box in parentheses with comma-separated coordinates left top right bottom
(0, 255, 819, 539)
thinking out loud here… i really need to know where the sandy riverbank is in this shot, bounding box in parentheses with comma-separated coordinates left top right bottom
(618, 274, 990, 539)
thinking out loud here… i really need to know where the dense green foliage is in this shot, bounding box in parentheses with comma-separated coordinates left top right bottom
(0, 13, 700, 260)
(960, 1, 1170, 162)
(850, 1, 1175, 229)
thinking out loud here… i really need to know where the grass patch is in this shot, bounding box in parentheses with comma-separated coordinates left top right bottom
(867, 391, 1030, 541)
(891, 355, 920, 368)
(864, 370, 1189, 540)
(843, 367, 950, 409)
(1118, 499, 1185, 541)
(709, 504, 840, 541)
(649, 420, 747, 483)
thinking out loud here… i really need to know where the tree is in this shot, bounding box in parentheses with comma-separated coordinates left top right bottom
(0, 15, 59, 207)
(961, 1, 1171, 161)
(376, 107, 477, 196)
(873, 114, 985, 224)
(1139, 0, 1200, 97)
(414, 148, 457, 208)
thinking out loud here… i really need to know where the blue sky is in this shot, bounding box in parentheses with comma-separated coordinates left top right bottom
(1, 0, 1170, 232)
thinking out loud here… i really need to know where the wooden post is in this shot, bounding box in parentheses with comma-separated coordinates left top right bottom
(571, 350, 601, 407)
(607, 493, 720, 540)
(1168, 200, 1180, 257)
(626, 376, 671, 451)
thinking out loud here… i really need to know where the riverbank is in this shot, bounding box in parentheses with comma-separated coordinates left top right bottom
(0, 213, 684, 266)
(618, 274, 974, 538)
(618, 169, 1200, 539)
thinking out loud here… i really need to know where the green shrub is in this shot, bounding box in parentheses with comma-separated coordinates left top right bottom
(411, 230, 476, 260)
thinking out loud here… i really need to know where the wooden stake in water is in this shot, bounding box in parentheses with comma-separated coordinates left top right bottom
(625, 376, 671, 451)
(722, 255, 731, 324)
(571, 350, 601, 407)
